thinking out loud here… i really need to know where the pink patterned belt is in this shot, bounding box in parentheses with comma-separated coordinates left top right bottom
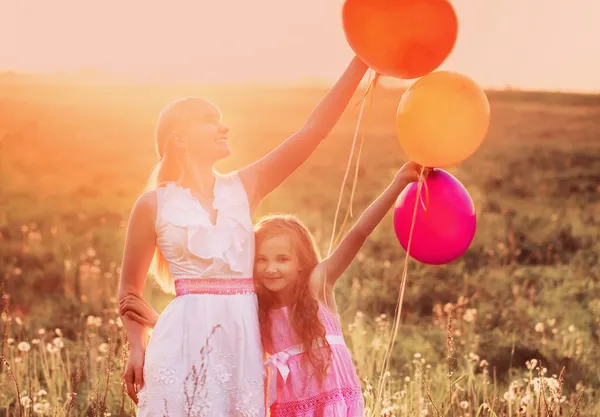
(174, 278, 255, 296)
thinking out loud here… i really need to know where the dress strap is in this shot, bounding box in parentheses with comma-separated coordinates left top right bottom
(264, 334, 346, 407)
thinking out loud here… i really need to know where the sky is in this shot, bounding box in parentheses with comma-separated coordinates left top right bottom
(1, 0, 599, 92)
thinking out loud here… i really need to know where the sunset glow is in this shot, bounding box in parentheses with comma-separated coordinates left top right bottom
(2, 0, 599, 91)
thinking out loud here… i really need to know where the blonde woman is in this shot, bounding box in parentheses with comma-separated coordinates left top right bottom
(118, 56, 368, 416)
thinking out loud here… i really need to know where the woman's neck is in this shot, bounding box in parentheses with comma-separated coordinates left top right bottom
(182, 164, 216, 198)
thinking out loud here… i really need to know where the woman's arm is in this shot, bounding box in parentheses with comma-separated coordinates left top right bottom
(239, 56, 369, 209)
(118, 191, 157, 401)
(316, 162, 429, 288)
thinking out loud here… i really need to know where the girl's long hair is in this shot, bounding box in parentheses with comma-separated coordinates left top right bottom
(254, 214, 332, 378)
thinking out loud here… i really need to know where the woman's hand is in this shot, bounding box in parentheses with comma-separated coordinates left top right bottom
(124, 347, 145, 404)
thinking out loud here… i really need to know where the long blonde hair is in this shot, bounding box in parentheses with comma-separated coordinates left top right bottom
(254, 214, 332, 378)
(145, 97, 213, 294)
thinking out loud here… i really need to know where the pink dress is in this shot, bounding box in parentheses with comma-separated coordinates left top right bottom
(264, 305, 364, 417)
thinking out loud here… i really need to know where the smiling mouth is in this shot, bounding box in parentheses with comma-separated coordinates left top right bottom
(214, 137, 228, 144)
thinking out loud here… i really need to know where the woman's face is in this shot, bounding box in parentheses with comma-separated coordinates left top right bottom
(176, 100, 231, 164)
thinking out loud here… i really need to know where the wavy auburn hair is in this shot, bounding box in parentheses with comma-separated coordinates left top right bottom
(254, 214, 332, 378)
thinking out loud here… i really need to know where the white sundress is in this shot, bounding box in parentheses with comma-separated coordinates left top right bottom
(136, 173, 265, 417)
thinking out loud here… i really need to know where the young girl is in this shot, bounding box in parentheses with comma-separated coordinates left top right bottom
(120, 161, 429, 416)
(117, 55, 368, 417)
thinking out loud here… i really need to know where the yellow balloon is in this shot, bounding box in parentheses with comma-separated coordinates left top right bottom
(396, 71, 490, 168)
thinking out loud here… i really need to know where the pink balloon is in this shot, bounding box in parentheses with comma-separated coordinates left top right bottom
(393, 169, 476, 265)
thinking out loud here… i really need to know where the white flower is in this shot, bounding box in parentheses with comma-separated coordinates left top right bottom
(55, 328, 62, 337)
(36, 389, 47, 397)
(7, 338, 14, 345)
(52, 337, 64, 349)
(535, 322, 544, 332)
(38, 329, 46, 335)
(31, 339, 40, 345)
(46, 343, 58, 354)
(18, 342, 31, 352)
(15, 317, 23, 326)
(568, 325, 576, 333)
(20, 396, 32, 407)
(414, 352, 422, 359)
(526, 359, 538, 370)
(98, 343, 110, 354)
(94, 317, 102, 327)
(463, 308, 477, 323)
(459, 400, 469, 410)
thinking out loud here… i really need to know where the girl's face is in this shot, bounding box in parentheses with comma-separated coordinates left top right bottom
(176, 101, 231, 164)
(254, 234, 302, 301)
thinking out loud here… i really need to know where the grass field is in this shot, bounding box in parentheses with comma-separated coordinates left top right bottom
(1, 78, 599, 416)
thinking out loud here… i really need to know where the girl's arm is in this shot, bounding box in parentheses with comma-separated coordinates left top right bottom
(238, 56, 369, 210)
(118, 191, 157, 401)
(317, 162, 429, 288)
(120, 294, 160, 328)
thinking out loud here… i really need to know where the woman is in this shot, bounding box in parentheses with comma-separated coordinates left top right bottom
(118, 56, 368, 416)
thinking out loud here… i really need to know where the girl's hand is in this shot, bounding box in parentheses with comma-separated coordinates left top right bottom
(120, 294, 159, 328)
(395, 161, 432, 185)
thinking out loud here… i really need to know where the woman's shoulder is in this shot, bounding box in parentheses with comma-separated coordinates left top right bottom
(129, 190, 158, 219)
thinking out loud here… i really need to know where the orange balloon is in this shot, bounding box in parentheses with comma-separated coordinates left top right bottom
(396, 71, 490, 168)
(342, 0, 458, 79)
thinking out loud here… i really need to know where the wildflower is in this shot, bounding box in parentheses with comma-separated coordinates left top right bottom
(526, 359, 538, 370)
(547, 318, 556, 327)
(468, 352, 480, 363)
(568, 325, 576, 333)
(46, 343, 59, 354)
(37, 389, 47, 397)
(503, 391, 515, 401)
(55, 328, 62, 337)
(15, 317, 23, 326)
(53, 337, 64, 349)
(38, 328, 46, 335)
(404, 376, 411, 382)
(18, 341, 31, 352)
(480, 359, 489, 368)
(31, 339, 40, 345)
(99, 343, 110, 354)
(459, 401, 469, 410)
(7, 338, 14, 345)
(463, 308, 477, 323)
(20, 396, 32, 407)
(86, 247, 97, 257)
(94, 317, 102, 327)
(535, 322, 544, 332)
(414, 352, 422, 359)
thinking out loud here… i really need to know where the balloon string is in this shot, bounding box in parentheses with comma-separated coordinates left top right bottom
(323, 70, 376, 312)
(331, 73, 379, 249)
(326, 70, 376, 257)
(374, 166, 426, 414)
